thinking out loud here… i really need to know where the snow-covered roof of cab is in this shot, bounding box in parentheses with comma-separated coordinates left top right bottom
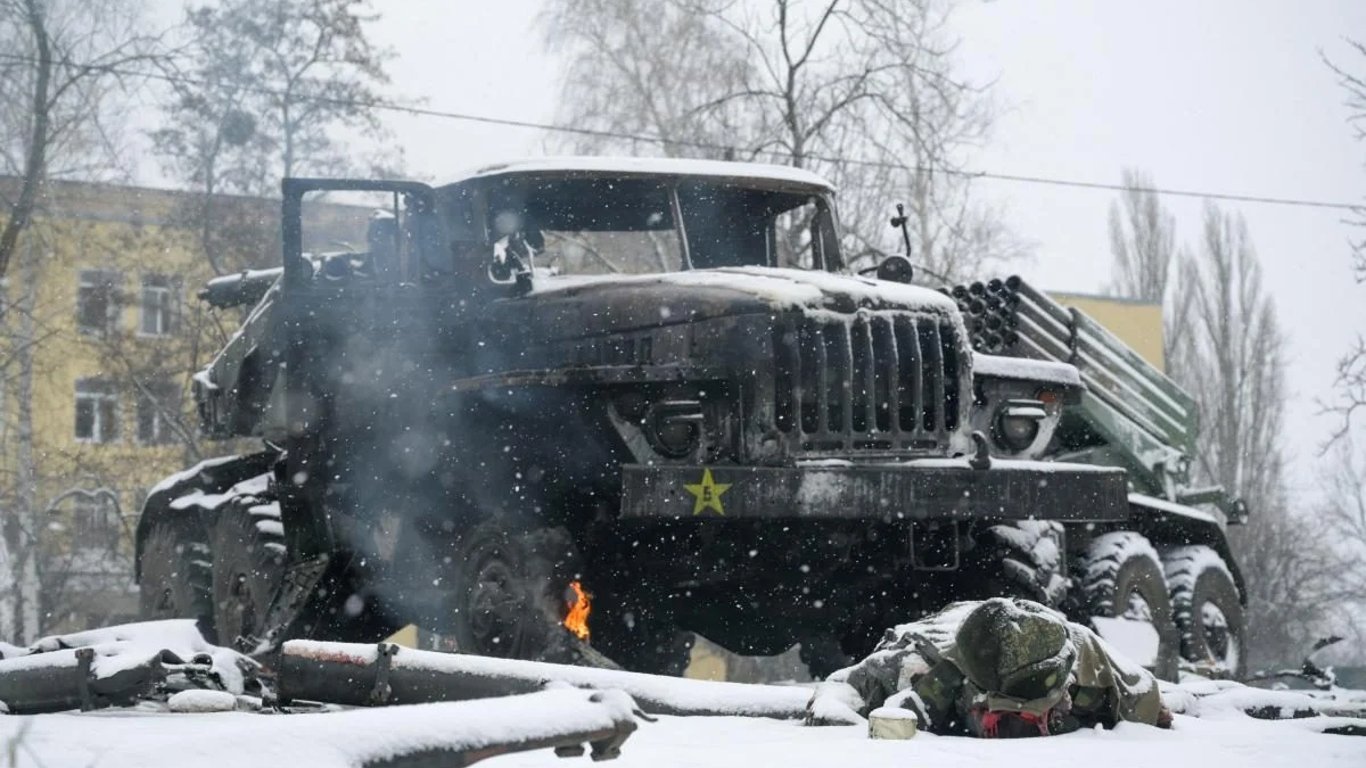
(454, 156, 835, 192)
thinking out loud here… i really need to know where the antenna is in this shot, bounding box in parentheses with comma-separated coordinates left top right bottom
(890, 203, 913, 258)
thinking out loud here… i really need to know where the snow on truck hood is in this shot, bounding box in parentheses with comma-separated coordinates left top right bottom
(529, 266, 959, 315)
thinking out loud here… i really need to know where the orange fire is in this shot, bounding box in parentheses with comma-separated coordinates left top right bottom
(564, 580, 591, 641)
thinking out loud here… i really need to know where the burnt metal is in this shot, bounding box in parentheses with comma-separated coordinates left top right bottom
(772, 312, 961, 453)
(368, 642, 397, 706)
(238, 554, 330, 656)
(968, 431, 992, 470)
(76, 647, 94, 712)
(199, 268, 282, 309)
(0, 649, 167, 714)
(620, 461, 1128, 523)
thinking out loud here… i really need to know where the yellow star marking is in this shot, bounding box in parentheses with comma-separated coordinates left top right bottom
(684, 468, 732, 516)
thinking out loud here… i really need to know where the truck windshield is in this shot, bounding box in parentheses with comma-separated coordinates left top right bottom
(468, 175, 839, 276)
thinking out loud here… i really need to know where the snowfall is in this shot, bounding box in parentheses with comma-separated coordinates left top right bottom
(1, 621, 1364, 768)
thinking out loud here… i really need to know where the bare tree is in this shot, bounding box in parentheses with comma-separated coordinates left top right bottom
(1105, 168, 1188, 364)
(1322, 40, 1366, 445)
(1174, 205, 1285, 505)
(1168, 202, 1339, 666)
(1107, 168, 1178, 303)
(541, 0, 1018, 281)
(0, 0, 158, 280)
(152, 0, 396, 275)
(1, 232, 45, 640)
(1321, 443, 1366, 604)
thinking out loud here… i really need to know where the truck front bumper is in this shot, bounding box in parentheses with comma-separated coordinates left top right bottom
(620, 458, 1129, 523)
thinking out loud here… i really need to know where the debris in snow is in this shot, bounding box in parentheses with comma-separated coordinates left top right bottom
(167, 689, 237, 713)
(868, 706, 919, 739)
(0, 620, 262, 714)
(1165, 677, 1366, 721)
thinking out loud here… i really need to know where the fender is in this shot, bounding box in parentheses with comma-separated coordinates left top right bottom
(134, 450, 279, 581)
(1125, 494, 1247, 605)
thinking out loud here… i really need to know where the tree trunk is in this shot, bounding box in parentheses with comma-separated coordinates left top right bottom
(0, 0, 53, 281)
(8, 235, 43, 642)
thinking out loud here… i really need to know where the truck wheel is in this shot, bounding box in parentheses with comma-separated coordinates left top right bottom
(138, 518, 214, 629)
(211, 497, 286, 647)
(975, 521, 1068, 606)
(446, 524, 578, 661)
(1074, 531, 1180, 681)
(1162, 546, 1245, 678)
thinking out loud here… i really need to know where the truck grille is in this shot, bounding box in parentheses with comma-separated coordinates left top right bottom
(772, 313, 961, 452)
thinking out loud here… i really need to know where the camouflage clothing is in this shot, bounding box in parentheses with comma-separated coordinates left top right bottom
(809, 598, 1166, 736)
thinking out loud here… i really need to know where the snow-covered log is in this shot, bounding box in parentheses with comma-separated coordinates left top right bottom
(279, 640, 813, 718)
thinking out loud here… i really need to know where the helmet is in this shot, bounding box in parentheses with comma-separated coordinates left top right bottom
(955, 598, 1075, 703)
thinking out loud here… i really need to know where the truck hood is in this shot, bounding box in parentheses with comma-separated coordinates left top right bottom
(517, 266, 959, 338)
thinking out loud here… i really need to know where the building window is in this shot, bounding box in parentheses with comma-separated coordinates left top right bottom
(77, 269, 120, 334)
(74, 379, 119, 443)
(136, 380, 180, 445)
(139, 274, 174, 336)
(71, 494, 121, 551)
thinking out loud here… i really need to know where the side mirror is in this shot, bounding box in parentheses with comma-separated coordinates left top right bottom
(875, 254, 914, 284)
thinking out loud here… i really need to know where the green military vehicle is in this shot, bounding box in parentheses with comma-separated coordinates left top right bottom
(135, 158, 1245, 679)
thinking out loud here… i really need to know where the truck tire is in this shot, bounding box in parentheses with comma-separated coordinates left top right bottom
(974, 521, 1068, 606)
(1162, 545, 1245, 678)
(211, 496, 287, 647)
(1073, 531, 1180, 681)
(138, 518, 214, 630)
(445, 524, 580, 661)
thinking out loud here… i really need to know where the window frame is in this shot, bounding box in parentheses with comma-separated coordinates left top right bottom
(76, 269, 121, 336)
(70, 494, 122, 552)
(74, 378, 120, 444)
(135, 380, 180, 446)
(138, 274, 175, 337)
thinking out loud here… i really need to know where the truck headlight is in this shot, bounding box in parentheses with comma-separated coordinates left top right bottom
(645, 400, 703, 458)
(993, 400, 1047, 452)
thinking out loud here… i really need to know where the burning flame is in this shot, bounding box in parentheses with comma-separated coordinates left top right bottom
(564, 580, 591, 641)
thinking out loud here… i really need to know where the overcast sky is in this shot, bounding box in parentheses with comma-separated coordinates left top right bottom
(145, 0, 1366, 499)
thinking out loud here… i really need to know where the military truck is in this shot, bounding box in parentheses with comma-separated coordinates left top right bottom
(136, 158, 1244, 679)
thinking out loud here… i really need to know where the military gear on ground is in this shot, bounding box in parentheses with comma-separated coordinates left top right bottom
(808, 598, 1167, 736)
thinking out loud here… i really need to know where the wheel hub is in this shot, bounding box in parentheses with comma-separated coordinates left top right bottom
(1122, 589, 1155, 623)
(466, 558, 530, 656)
(1200, 602, 1237, 667)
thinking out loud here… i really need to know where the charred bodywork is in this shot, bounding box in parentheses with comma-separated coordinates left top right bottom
(137, 158, 1214, 676)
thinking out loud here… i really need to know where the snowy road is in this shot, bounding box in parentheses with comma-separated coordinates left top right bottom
(3, 707, 1364, 768)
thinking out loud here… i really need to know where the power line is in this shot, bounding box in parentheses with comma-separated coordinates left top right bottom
(2, 51, 1361, 212)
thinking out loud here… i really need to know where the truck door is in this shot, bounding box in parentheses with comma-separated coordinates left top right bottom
(278, 178, 437, 558)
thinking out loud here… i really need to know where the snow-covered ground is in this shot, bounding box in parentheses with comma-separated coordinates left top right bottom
(3, 620, 1364, 767)
(2, 703, 1364, 768)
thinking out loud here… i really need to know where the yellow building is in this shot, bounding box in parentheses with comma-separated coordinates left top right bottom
(1049, 290, 1167, 373)
(0, 177, 277, 636)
